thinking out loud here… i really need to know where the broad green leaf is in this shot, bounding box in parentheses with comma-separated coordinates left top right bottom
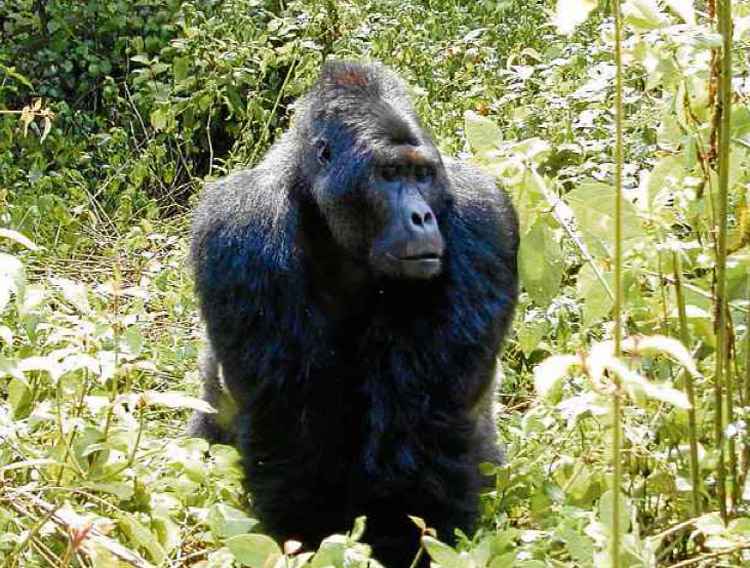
(150, 108, 167, 131)
(623, 0, 668, 30)
(576, 263, 614, 326)
(557, 526, 594, 567)
(8, 378, 32, 418)
(422, 536, 469, 568)
(553, 0, 597, 35)
(643, 156, 686, 214)
(517, 318, 547, 356)
(464, 111, 502, 155)
(173, 57, 190, 82)
(565, 181, 640, 259)
(227, 533, 282, 568)
(207, 504, 258, 538)
(598, 490, 631, 536)
(118, 513, 166, 563)
(310, 535, 347, 568)
(518, 217, 563, 307)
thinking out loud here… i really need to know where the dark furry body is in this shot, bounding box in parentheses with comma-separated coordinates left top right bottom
(189, 62, 518, 567)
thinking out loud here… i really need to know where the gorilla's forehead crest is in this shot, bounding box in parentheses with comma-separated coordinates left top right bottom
(306, 60, 423, 146)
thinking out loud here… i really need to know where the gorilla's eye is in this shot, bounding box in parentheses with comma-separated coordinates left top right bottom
(415, 165, 433, 183)
(380, 165, 399, 181)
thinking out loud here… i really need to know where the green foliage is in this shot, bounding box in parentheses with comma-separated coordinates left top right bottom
(3, 0, 750, 566)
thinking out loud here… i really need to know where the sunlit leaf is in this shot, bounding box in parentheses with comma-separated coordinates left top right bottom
(226, 533, 282, 567)
(0, 229, 39, 250)
(552, 0, 597, 35)
(534, 354, 580, 399)
(464, 111, 503, 155)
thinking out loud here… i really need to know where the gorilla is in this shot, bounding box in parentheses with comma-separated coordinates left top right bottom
(189, 60, 518, 567)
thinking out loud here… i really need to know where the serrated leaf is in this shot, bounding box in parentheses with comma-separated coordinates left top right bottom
(553, 0, 597, 35)
(226, 534, 282, 568)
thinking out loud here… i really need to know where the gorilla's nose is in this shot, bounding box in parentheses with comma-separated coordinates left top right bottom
(409, 208, 435, 230)
(405, 198, 438, 237)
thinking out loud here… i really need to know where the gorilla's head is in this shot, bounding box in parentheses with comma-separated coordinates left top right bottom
(294, 61, 450, 280)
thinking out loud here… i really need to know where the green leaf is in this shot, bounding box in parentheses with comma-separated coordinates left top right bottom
(517, 318, 547, 356)
(664, 0, 695, 24)
(422, 536, 470, 568)
(144, 391, 217, 413)
(118, 513, 166, 563)
(557, 526, 594, 567)
(0, 253, 25, 312)
(565, 181, 640, 259)
(464, 111, 502, 155)
(207, 504, 258, 538)
(518, 217, 563, 307)
(552, 0, 597, 35)
(598, 490, 631, 536)
(0, 229, 39, 250)
(623, 0, 668, 30)
(51, 277, 90, 314)
(226, 534, 282, 568)
(173, 57, 190, 82)
(534, 354, 579, 400)
(576, 263, 614, 326)
(150, 108, 167, 131)
(310, 535, 347, 568)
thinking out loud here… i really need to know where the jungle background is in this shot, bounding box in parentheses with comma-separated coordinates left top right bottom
(1, 0, 750, 566)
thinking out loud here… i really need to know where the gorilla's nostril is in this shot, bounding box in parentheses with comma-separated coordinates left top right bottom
(424, 212, 433, 224)
(411, 212, 423, 226)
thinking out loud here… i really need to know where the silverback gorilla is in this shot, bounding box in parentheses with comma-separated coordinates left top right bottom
(188, 60, 519, 567)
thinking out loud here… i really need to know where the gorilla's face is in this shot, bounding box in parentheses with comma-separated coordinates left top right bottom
(313, 134, 449, 280)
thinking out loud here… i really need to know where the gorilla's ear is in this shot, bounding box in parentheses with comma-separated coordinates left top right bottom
(315, 138, 331, 166)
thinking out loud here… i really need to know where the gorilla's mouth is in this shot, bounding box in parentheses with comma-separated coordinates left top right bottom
(401, 252, 441, 261)
(383, 252, 443, 279)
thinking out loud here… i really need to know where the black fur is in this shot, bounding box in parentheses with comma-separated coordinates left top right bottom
(189, 61, 518, 567)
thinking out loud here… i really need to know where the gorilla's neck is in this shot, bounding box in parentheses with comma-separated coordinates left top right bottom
(296, 194, 375, 323)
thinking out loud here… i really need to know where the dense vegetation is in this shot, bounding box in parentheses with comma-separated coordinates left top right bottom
(1, 0, 749, 566)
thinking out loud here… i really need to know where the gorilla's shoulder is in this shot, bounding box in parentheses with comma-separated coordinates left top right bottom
(444, 159, 518, 259)
(191, 167, 299, 281)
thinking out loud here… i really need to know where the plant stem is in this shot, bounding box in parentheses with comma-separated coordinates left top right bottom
(612, 0, 625, 564)
(673, 251, 702, 515)
(714, 0, 733, 522)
